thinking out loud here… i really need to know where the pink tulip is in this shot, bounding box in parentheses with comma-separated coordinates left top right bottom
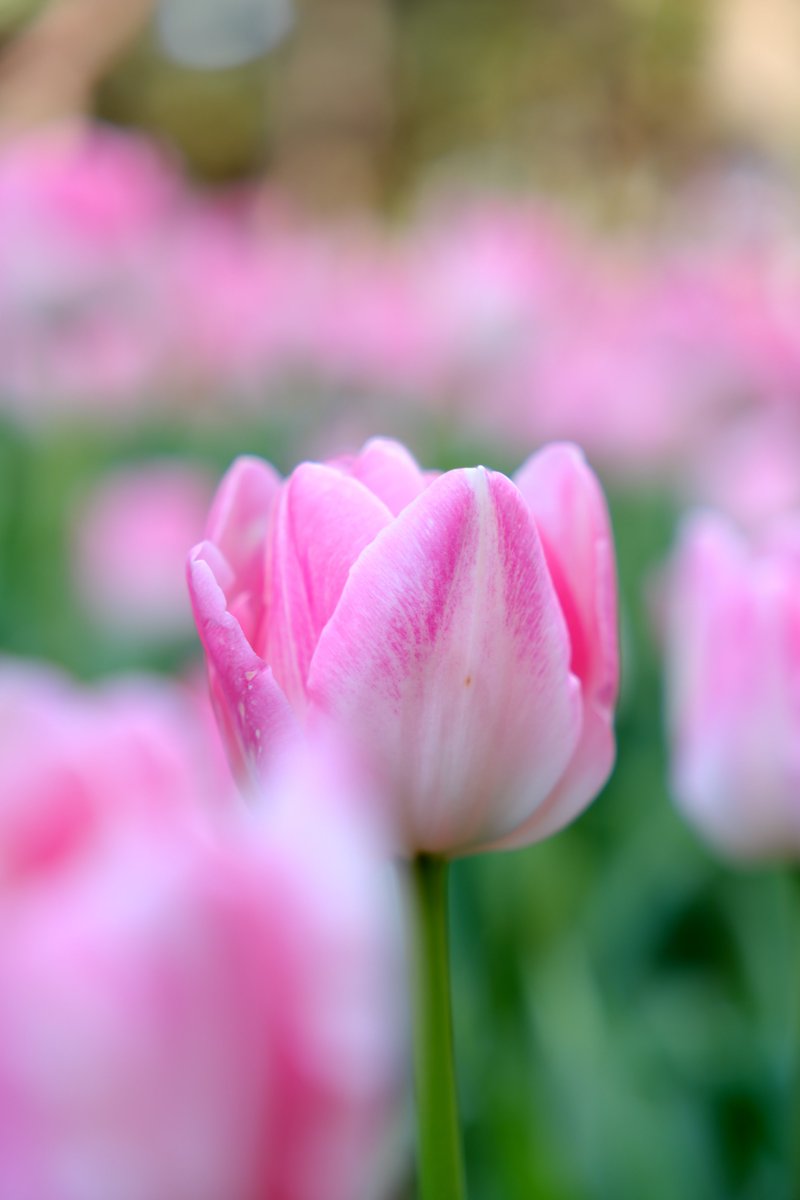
(0, 660, 400, 1199)
(188, 437, 618, 857)
(0, 124, 178, 418)
(72, 461, 214, 641)
(665, 513, 800, 858)
(0, 662, 231, 885)
(682, 412, 800, 534)
(414, 198, 585, 381)
(162, 205, 277, 390)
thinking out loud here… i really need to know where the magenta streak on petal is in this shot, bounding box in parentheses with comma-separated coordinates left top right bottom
(537, 533, 590, 686)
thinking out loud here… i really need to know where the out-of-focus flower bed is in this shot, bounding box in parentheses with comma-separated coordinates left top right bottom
(4, 124, 800, 490)
(3, 116, 800, 1199)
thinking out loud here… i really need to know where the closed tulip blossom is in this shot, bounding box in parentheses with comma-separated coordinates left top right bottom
(665, 512, 800, 858)
(188, 436, 618, 859)
(0, 660, 400, 1200)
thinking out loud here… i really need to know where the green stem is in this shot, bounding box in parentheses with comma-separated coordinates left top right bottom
(409, 854, 466, 1200)
(789, 870, 800, 1193)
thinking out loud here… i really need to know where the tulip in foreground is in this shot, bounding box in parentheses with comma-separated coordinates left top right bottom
(0, 660, 400, 1200)
(665, 512, 800, 859)
(188, 436, 618, 859)
(189, 435, 617, 1200)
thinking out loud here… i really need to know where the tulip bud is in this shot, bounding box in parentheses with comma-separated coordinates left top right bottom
(189, 437, 618, 857)
(664, 512, 800, 858)
(0, 660, 401, 1200)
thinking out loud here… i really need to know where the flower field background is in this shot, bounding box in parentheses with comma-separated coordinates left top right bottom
(1, 2, 800, 1198)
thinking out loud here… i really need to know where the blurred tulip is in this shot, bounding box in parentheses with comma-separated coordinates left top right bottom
(72, 461, 213, 642)
(684, 413, 800, 533)
(0, 659, 401, 1200)
(2, 116, 800, 487)
(188, 437, 618, 857)
(665, 512, 800, 858)
(0, 661, 232, 885)
(415, 198, 583, 381)
(162, 206, 276, 391)
(0, 124, 179, 418)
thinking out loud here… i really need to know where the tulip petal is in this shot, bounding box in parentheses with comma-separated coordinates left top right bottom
(308, 467, 582, 856)
(336, 437, 429, 515)
(492, 444, 618, 847)
(187, 543, 298, 788)
(263, 464, 393, 710)
(205, 455, 281, 602)
(665, 514, 800, 856)
(514, 442, 618, 706)
(492, 703, 615, 849)
(667, 513, 745, 764)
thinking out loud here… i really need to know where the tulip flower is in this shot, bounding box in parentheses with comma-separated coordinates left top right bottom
(664, 512, 800, 859)
(188, 436, 618, 859)
(0, 124, 177, 417)
(0, 659, 400, 1200)
(189, 436, 617, 1200)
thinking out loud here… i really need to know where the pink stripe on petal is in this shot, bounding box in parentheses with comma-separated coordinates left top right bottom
(262, 465, 392, 710)
(187, 545, 297, 789)
(308, 468, 582, 856)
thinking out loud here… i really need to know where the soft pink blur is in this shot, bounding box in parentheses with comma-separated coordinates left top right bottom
(3, 123, 800, 479)
(0, 124, 178, 418)
(0, 660, 401, 1200)
(664, 513, 800, 859)
(72, 460, 214, 641)
(0, 661, 233, 885)
(682, 412, 800, 533)
(188, 436, 618, 857)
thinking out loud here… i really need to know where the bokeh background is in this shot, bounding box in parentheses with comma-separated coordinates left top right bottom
(2, 2, 800, 1197)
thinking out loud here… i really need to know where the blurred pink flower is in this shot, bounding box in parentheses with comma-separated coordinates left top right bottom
(664, 513, 800, 859)
(649, 246, 800, 410)
(163, 205, 277, 391)
(0, 660, 400, 1199)
(0, 662, 233, 885)
(72, 460, 214, 641)
(0, 124, 179, 418)
(490, 253, 736, 476)
(414, 199, 585, 382)
(300, 229, 439, 396)
(683, 413, 800, 533)
(1, 120, 798, 479)
(188, 436, 618, 857)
